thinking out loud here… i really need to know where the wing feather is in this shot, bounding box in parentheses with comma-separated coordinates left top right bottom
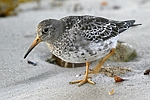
(61, 15, 135, 42)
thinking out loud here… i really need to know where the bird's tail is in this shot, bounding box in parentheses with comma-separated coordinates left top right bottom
(131, 23, 142, 26)
(124, 20, 142, 27)
(117, 20, 141, 33)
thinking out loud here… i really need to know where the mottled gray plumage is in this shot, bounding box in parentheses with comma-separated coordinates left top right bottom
(28, 15, 140, 63)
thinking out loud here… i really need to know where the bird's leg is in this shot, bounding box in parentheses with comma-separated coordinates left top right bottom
(89, 48, 116, 74)
(69, 62, 95, 86)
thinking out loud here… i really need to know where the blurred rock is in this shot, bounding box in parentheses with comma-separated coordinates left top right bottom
(73, 3, 83, 12)
(112, 5, 121, 10)
(108, 41, 137, 62)
(49, 0, 64, 7)
(100, 1, 108, 6)
(0, 0, 40, 17)
(0, 0, 19, 17)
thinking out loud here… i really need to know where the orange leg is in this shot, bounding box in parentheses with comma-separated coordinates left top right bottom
(70, 62, 95, 86)
(89, 48, 116, 74)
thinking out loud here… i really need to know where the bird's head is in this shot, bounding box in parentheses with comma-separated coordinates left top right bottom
(24, 19, 64, 59)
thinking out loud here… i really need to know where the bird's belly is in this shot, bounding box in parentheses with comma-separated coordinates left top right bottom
(47, 37, 118, 63)
(60, 48, 111, 63)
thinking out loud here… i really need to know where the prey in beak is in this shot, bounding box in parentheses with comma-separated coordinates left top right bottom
(24, 36, 41, 59)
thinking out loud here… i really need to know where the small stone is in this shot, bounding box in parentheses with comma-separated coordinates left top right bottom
(100, 1, 108, 6)
(112, 5, 121, 10)
(144, 68, 150, 75)
(108, 88, 114, 95)
(114, 76, 125, 82)
(27, 60, 37, 66)
(75, 74, 81, 77)
(73, 3, 83, 12)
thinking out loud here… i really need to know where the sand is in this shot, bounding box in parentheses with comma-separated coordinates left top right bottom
(0, 0, 150, 100)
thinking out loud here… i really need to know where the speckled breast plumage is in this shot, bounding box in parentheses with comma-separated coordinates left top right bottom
(45, 15, 133, 63)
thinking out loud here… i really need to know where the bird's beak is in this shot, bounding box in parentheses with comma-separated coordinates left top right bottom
(24, 36, 41, 59)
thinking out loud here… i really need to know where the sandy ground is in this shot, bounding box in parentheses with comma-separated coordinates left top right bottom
(0, 0, 150, 100)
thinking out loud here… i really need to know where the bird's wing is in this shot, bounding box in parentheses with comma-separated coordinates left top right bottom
(61, 15, 135, 42)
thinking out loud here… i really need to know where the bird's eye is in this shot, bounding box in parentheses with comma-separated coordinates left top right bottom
(42, 28, 49, 34)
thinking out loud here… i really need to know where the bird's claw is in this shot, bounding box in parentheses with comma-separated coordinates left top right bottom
(69, 77, 95, 87)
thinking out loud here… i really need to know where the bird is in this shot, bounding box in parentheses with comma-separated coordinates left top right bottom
(24, 15, 141, 86)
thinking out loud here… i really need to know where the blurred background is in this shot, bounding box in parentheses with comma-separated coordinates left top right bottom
(0, 0, 148, 18)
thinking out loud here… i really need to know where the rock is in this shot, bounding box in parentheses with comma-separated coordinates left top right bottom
(46, 54, 85, 68)
(108, 41, 137, 62)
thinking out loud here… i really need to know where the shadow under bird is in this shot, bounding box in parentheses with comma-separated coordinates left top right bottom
(24, 15, 141, 86)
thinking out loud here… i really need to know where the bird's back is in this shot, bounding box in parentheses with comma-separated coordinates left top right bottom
(61, 15, 137, 42)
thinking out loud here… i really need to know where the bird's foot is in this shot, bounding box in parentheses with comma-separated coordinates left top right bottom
(69, 77, 95, 87)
